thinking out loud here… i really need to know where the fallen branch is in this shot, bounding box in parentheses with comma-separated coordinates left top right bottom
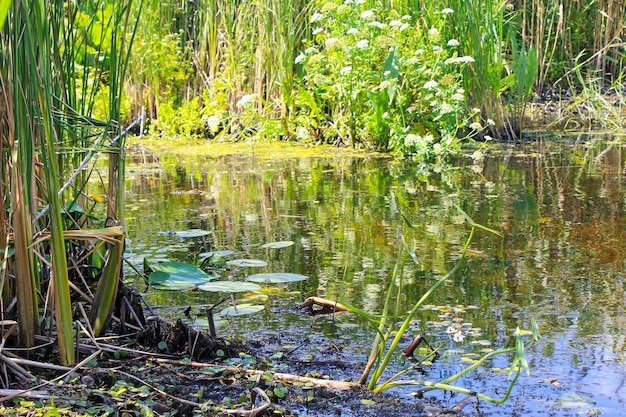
(299, 297, 350, 315)
(153, 358, 359, 391)
(0, 389, 49, 399)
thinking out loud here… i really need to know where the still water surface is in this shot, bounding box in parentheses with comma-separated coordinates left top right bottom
(123, 138, 625, 416)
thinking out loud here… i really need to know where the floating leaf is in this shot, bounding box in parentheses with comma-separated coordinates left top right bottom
(150, 261, 214, 290)
(226, 259, 268, 267)
(199, 250, 234, 260)
(194, 317, 227, 329)
(149, 272, 200, 290)
(246, 273, 307, 284)
(197, 281, 261, 293)
(261, 241, 294, 249)
(152, 261, 211, 278)
(559, 392, 595, 408)
(218, 304, 265, 317)
(174, 229, 212, 238)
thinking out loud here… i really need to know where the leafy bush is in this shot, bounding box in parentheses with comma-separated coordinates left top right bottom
(294, 1, 480, 158)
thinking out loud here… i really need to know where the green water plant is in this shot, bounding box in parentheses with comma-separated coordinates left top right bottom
(339, 207, 537, 403)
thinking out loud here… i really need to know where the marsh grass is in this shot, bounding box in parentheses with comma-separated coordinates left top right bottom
(1, 0, 139, 364)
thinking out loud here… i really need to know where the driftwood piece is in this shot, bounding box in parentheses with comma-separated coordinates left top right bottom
(153, 358, 359, 391)
(299, 297, 350, 316)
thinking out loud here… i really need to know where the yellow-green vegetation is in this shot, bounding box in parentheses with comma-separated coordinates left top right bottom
(128, 136, 384, 159)
(121, 0, 625, 156)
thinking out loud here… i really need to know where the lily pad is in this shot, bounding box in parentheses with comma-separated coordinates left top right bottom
(226, 259, 268, 267)
(261, 241, 294, 249)
(559, 392, 596, 408)
(197, 281, 261, 293)
(149, 271, 205, 290)
(194, 317, 227, 328)
(174, 229, 212, 238)
(217, 303, 265, 317)
(246, 272, 308, 284)
(149, 261, 214, 290)
(199, 250, 234, 260)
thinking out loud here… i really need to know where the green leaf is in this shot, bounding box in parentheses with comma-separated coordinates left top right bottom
(245, 273, 308, 284)
(149, 261, 213, 290)
(360, 399, 376, 405)
(383, 49, 399, 79)
(455, 205, 503, 236)
(226, 259, 268, 267)
(273, 385, 286, 398)
(152, 261, 211, 278)
(261, 241, 294, 249)
(199, 250, 234, 259)
(0, 0, 11, 30)
(197, 281, 261, 293)
(217, 304, 264, 317)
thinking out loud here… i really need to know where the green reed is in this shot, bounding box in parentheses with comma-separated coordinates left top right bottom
(1, 0, 138, 364)
(338, 207, 537, 403)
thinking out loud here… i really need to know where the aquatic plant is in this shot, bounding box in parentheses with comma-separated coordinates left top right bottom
(339, 207, 538, 403)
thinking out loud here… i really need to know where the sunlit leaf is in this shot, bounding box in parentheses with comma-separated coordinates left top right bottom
(149, 261, 214, 290)
(226, 259, 268, 267)
(152, 261, 211, 278)
(174, 229, 212, 238)
(199, 250, 235, 259)
(194, 317, 227, 328)
(261, 241, 294, 249)
(149, 271, 202, 290)
(559, 392, 595, 408)
(197, 281, 261, 293)
(246, 273, 308, 284)
(217, 304, 265, 317)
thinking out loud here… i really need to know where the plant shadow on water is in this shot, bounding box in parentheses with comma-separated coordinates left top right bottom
(123, 137, 626, 416)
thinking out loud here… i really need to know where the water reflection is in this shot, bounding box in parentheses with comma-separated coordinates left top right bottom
(124, 138, 626, 415)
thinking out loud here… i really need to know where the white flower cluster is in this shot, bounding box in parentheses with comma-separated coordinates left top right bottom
(360, 10, 375, 20)
(469, 121, 483, 130)
(236, 94, 256, 109)
(445, 56, 475, 64)
(325, 37, 339, 49)
(204, 115, 221, 133)
(404, 133, 435, 148)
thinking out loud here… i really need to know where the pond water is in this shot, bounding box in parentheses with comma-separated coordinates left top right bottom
(122, 137, 625, 416)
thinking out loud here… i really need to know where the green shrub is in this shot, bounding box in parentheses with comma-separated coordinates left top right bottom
(294, 1, 480, 158)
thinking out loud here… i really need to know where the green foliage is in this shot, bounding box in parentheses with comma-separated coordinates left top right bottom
(295, 3, 477, 157)
(1, 0, 138, 363)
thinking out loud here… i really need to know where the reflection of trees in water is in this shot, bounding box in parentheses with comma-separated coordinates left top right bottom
(124, 141, 626, 364)
(479, 138, 626, 356)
